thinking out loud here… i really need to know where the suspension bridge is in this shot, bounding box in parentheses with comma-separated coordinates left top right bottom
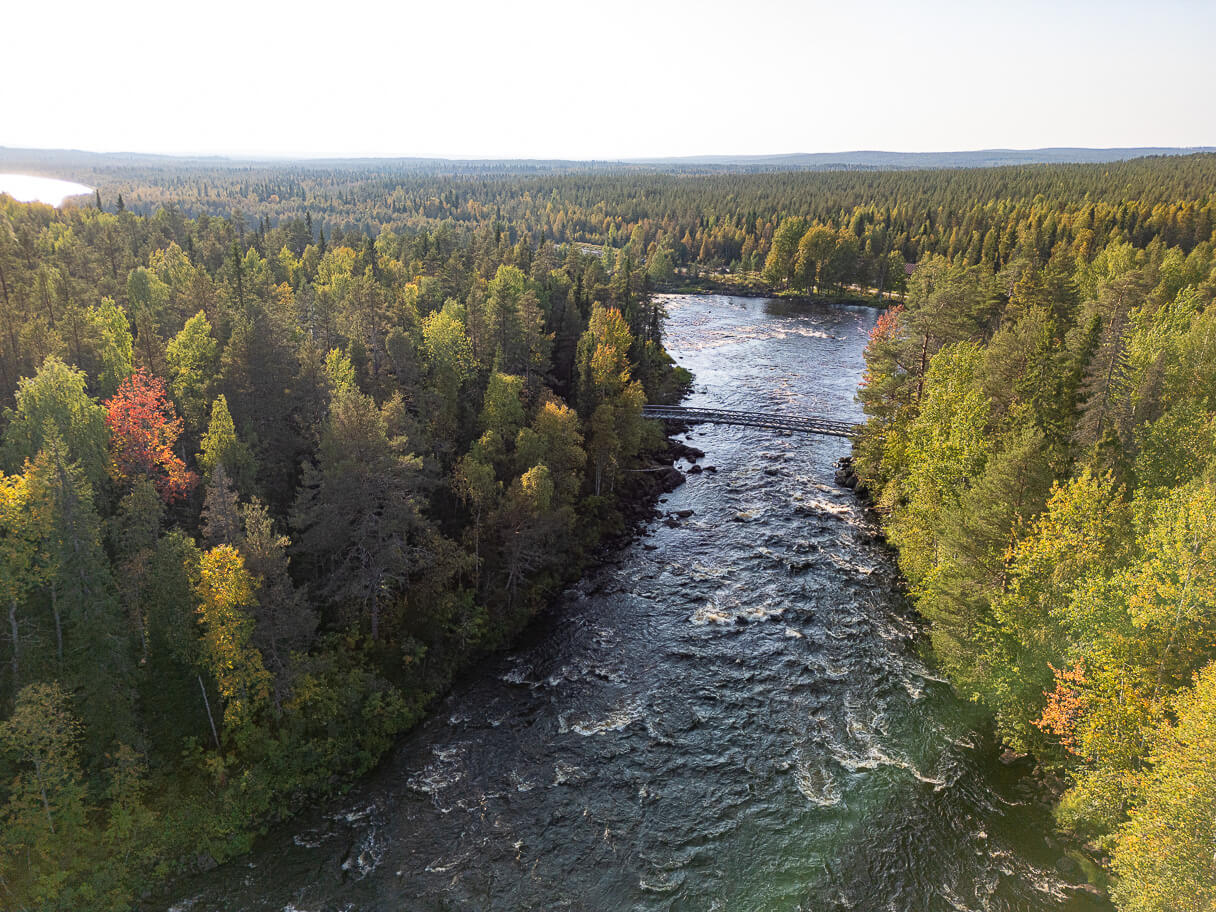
(641, 405, 860, 439)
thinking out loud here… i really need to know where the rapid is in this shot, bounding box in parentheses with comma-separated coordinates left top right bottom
(170, 294, 1107, 912)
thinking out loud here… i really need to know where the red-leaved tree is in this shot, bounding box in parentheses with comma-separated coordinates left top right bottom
(105, 369, 198, 503)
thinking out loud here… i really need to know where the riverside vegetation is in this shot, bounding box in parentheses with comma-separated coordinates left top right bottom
(1, 152, 1215, 909)
(0, 190, 686, 909)
(852, 195, 1216, 907)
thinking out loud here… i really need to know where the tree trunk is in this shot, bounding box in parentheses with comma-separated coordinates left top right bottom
(916, 333, 931, 402)
(52, 584, 63, 673)
(9, 599, 18, 685)
(198, 674, 221, 750)
(35, 760, 54, 833)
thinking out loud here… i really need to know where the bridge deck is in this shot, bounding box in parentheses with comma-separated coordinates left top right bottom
(642, 405, 859, 439)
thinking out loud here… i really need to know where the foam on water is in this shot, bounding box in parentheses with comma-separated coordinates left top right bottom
(166, 294, 1103, 912)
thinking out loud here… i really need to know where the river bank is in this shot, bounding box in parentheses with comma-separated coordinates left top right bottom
(165, 293, 1106, 912)
(654, 274, 895, 309)
(834, 452, 1111, 904)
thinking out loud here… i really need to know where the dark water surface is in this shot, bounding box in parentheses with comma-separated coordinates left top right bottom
(171, 295, 1105, 912)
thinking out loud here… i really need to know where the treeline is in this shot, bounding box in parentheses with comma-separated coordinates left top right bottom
(52, 152, 1216, 287)
(854, 210, 1216, 906)
(0, 194, 684, 909)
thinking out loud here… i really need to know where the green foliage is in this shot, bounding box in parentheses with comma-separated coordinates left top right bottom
(198, 394, 256, 493)
(165, 310, 219, 433)
(762, 217, 806, 286)
(16, 150, 1216, 908)
(1111, 662, 1216, 912)
(853, 180, 1216, 907)
(0, 185, 681, 908)
(0, 682, 90, 911)
(2, 357, 110, 489)
(292, 375, 434, 641)
(81, 298, 134, 398)
(480, 370, 526, 441)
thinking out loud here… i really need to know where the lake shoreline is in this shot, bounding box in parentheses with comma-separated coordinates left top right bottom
(0, 172, 94, 207)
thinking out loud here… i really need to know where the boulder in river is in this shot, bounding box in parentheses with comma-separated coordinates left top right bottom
(670, 440, 705, 463)
(659, 467, 685, 491)
(835, 456, 858, 488)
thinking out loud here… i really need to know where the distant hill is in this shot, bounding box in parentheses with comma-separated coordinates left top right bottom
(2, 145, 1213, 180)
(0, 147, 623, 174)
(626, 147, 1216, 170)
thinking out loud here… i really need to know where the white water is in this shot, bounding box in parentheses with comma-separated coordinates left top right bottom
(0, 174, 93, 206)
(169, 294, 1105, 911)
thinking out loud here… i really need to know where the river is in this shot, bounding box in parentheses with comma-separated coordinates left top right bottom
(170, 294, 1106, 911)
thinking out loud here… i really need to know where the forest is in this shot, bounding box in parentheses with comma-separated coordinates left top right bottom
(8, 151, 1216, 294)
(853, 169, 1216, 908)
(1, 151, 1215, 910)
(0, 188, 685, 909)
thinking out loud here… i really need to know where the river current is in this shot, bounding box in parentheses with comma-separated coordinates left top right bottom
(172, 295, 1105, 912)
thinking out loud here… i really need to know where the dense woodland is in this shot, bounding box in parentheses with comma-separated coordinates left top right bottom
(0, 188, 685, 909)
(853, 165, 1216, 909)
(1, 152, 1214, 909)
(11, 151, 1216, 294)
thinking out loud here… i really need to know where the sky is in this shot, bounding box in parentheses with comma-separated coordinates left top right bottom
(4, 0, 1215, 160)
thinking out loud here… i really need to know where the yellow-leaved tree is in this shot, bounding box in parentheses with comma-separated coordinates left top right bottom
(195, 545, 271, 747)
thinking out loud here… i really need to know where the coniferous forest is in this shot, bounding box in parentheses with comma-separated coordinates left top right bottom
(850, 169, 1216, 908)
(0, 179, 684, 908)
(1, 152, 1215, 910)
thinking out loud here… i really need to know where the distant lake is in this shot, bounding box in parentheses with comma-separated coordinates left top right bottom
(0, 174, 93, 206)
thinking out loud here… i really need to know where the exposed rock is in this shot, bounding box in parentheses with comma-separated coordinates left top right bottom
(834, 455, 859, 487)
(674, 509, 695, 518)
(1066, 883, 1109, 901)
(688, 464, 704, 474)
(1054, 855, 1081, 880)
(659, 467, 685, 491)
(999, 749, 1032, 767)
(669, 440, 705, 463)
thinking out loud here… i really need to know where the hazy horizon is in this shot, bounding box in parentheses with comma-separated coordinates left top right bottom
(8, 0, 1215, 160)
(3, 144, 1213, 166)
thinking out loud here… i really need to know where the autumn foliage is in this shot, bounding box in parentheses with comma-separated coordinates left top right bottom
(1034, 664, 1089, 756)
(868, 303, 903, 346)
(105, 369, 197, 502)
